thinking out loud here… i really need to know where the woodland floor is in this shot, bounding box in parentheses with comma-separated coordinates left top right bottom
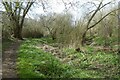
(0, 59, 2, 79)
(2, 39, 22, 78)
(1, 38, 119, 78)
(17, 38, 119, 78)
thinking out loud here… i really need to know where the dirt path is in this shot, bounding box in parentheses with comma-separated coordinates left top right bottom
(0, 58, 2, 79)
(2, 40, 21, 78)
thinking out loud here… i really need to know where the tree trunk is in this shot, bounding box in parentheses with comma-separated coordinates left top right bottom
(13, 24, 23, 40)
(81, 31, 87, 46)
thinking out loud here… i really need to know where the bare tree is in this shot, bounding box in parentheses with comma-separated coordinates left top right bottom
(81, 1, 120, 46)
(2, 1, 34, 39)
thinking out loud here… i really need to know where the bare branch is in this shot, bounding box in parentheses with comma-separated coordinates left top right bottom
(86, 1, 102, 28)
(88, 8, 120, 30)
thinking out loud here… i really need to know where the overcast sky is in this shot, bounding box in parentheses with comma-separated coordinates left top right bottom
(0, 0, 119, 20)
(26, 0, 119, 20)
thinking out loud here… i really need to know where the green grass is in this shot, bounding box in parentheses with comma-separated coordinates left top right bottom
(17, 37, 120, 78)
(17, 38, 73, 78)
(63, 47, 119, 78)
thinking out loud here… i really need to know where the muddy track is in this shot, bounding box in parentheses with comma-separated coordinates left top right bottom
(2, 40, 21, 78)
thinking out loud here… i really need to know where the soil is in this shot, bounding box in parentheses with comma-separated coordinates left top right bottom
(2, 40, 22, 78)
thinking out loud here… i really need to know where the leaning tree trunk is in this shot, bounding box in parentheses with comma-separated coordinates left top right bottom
(81, 30, 87, 46)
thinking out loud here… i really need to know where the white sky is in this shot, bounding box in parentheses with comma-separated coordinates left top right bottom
(0, 0, 120, 20)
(26, 0, 119, 20)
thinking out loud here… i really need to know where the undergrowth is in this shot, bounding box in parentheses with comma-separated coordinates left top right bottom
(17, 38, 120, 78)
